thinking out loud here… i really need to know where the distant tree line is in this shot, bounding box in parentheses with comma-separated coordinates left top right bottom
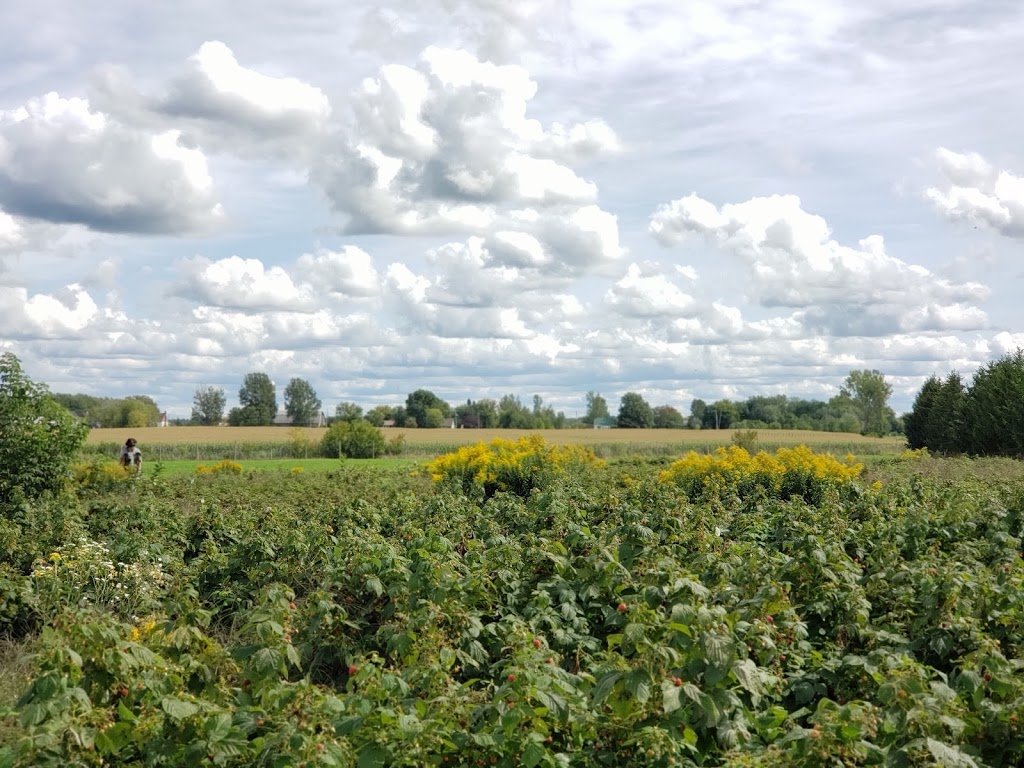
(187, 368, 899, 436)
(904, 350, 1024, 457)
(685, 370, 898, 436)
(49, 393, 162, 428)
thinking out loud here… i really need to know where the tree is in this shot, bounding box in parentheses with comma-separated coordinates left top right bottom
(235, 373, 276, 426)
(617, 392, 654, 428)
(929, 372, 967, 454)
(498, 394, 535, 428)
(405, 389, 451, 428)
(585, 391, 609, 425)
(423, 407, 445, 428)
(320, 420, 386, 458)
(284, 378, 321, 427)
(962, 350, 1024, 457)
(703, 400, 739, 430)
(652, 404, 686, 429)
(840, 369, 894, 436)
(690, 399, 708, 428)
(334, 402, 364, 422)
(192, 385, 226, 425)
(1, 353, 89, 508)
(904, 376, 941, 450)
(740, 395, 790, 428)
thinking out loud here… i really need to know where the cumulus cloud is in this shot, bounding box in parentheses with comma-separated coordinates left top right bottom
(0, 283, 100, 337)
(175, 255, 315, 311)
(606, 262, 697, 317)
(0, 93, 223, 234)
(93, 41, 331, 159)
(926, 148, 1024, 238)
(294, 246, 380, 298)
(650, 192, 990, 335)
(313, 46, 622, 274)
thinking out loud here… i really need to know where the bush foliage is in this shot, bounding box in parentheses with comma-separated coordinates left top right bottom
(658, 444, 863, 504)
(1, 445, 1022, 766)
(426, 435, 604, 500)
(0, 353, 88, 509)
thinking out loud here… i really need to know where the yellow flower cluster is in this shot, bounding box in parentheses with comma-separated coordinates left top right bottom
(196, 460, 244, 475)
(72, 459, 135, 489)
(658, 444, 863, 504)
(900, 447, 929, 461)
(426, 435, 604, 499)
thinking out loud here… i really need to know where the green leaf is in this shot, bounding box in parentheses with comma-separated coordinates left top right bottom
(20, 702, 47, 728)
(623, 622, 646, 646)
(732, 659, 763, 697)
(625, 669, 651, 704)
(205, 713, 232, 742)
(161, 696, 199, 721)
(662, 681, 682, 713)
(357, 744, 387, 768)
(365, 576, 384, 597)
(522, 741, 546, 768)
(925, 738, 979, 767)
(703, 634, 733, 666)
(592, 672, 621, 704)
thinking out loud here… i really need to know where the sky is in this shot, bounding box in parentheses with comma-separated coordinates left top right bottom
(1, 0, 1022, 419)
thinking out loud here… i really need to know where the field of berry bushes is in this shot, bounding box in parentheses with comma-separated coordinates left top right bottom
(1, 439, 1023, 766)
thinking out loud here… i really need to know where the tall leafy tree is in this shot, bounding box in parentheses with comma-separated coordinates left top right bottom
(191, 385, 226, 425)
(585, 391, 610, 425)
(1, 353, 89, 507)
(232, 372, 276, 426)
(498, 394, 535, 428)
(689, 398, 708, 427)
(405, 389, 451, 428)
(334, 402, 363, 422)
(617, 392, 654, 428)
(652, 404, 686, 429)
(840, 369, 894, 436)
(703, 400, 739, 430)
(284, 378, 322, 427)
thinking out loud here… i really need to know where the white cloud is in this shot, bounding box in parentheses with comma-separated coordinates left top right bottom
(0, 92, 223, 234)
(606, 262, 696, 317)
(650, 192, 990, 335)
(295, 246, 380, 298)
(175, 255, 315, 311)
(0, 283, 99, 337)
(93, 41, 332, 160)
(926, 148, 1024, 238)
(313, 46, 622, 274)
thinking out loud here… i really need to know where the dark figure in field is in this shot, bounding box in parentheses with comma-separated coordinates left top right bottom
(120, 438, 143, 474)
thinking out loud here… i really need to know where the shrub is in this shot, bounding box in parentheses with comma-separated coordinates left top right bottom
(320, 420, 387, 458)
(658, 444, 863, 504)
(426, 434, 604, 500)
(0, 353, 89, 509)
(72, 459, 135, 492)
(731, 429, 759, 452)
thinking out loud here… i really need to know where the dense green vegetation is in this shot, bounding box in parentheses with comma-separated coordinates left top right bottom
(0, 353, 88, 509)
(2, 444, 1023, 765)
(905, 350, 1024, 457)
(49, 392, 162, 429)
